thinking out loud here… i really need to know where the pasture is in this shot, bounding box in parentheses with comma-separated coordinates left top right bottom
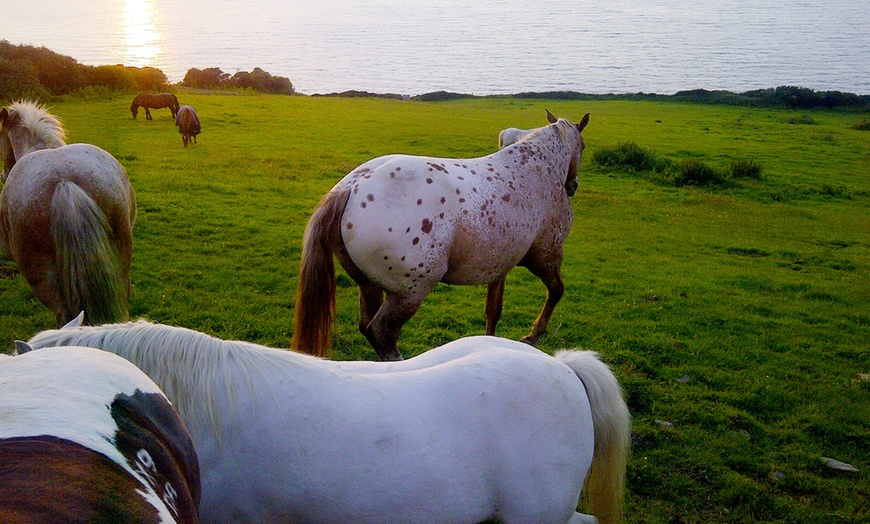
(1, 93, 868, 522)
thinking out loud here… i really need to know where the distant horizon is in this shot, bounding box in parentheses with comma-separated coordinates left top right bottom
(4, 0, 869, 96)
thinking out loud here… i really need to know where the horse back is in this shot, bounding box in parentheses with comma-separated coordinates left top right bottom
(338, 152, 571, 287)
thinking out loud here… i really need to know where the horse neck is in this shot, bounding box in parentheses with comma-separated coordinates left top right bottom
(519, 122, 577, 173)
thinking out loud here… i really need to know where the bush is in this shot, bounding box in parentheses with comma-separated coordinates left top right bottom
(670, 159, 726, 186)
(183, 67, 294, 94)
(86, 65, 137, 91)
(730, 159, 763, 180)
(593, 141, 663, 172)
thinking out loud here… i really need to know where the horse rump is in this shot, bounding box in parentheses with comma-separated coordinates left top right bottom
(175, 105, 201, 147)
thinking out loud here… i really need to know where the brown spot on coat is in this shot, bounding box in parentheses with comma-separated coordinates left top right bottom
(421, 218, 433, 234)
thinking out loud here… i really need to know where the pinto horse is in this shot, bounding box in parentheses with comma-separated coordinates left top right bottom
(0, 101, 137, 326)
(131, 92, 180, 120)
(175, 105, 201, 147)
(29, 318, 630, 524)
(0, 344, 200, 523)
(293, 110, 590, 360)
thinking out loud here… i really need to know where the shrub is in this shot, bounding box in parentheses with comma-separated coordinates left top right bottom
(593, 141, 662, 172)
(670, 159, 726, 186)
(730, 159, 763, 180)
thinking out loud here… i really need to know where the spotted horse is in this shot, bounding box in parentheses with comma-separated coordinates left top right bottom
(293, 110, 590, 360)
(0, 343, 200, 523)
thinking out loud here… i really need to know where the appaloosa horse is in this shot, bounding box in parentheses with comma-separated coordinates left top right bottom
(0, 344, 200, 523)
(0, 101, 136, 326)
(292, 110, 589, 360)
(131, 92, 180, 120)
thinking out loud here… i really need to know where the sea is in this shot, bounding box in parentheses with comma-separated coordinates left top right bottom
(4, 0, 869, 96)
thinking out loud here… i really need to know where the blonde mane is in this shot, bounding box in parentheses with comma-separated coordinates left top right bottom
(27, 320, 304, 438)
(6, 100, 67, 148)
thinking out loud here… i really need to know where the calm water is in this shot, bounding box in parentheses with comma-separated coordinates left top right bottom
(5, 0, 869, 95)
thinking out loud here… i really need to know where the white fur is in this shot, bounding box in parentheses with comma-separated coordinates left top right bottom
(498, 126, 533, 148)
(28, 322, 628, 524)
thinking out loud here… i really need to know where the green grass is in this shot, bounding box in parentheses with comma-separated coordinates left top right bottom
(1, 94, 868, 523)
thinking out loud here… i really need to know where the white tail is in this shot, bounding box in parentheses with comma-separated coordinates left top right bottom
(556, 350, 630, 524)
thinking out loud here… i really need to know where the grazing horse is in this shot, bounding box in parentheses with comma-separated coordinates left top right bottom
(293, 110, 590, 360)
(131, 92, 180, 120)
(0, 101, 136, 326)
(175, 105, 201, 147)
(29, 318, 630, 524)
(0, 345, 200, 523)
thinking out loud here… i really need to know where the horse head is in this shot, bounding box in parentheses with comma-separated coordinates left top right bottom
(1, 107, 17, 182)
(548, 111, 589, 197)
(0, 102, 66, 181)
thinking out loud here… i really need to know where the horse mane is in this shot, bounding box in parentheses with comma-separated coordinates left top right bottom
(6, 100, 67, 148)
(27, 320, 306, 438)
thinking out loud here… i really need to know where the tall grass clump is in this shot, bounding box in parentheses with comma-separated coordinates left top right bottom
(851, 119, 870, 131)
(593, 141, 663, 172)
(729, 159, 763, 180)
(665, 159, 726, 186)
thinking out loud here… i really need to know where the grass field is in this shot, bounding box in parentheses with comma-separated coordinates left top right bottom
(1, 93, 868, 523)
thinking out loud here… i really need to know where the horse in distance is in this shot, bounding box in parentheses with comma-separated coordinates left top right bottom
(0, 101, 137, 326)
(292, 110, 590, 360)
(0, 344, 201, 523)
(28, 319, 629, 524)
(131, 92, 180, 120)
(175, 105, 201, 147)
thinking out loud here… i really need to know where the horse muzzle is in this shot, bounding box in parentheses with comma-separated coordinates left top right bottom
(565, 178, 578, 197)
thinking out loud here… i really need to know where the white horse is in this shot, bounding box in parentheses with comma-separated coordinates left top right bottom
(498, 127, 534, 148)
(29, 317, 630, 524)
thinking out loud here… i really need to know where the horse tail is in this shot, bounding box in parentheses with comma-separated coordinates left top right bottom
(555, 350, 630, 524)
(291, 187, 351, 357)
(51, 180, 128, 325)
(171, 94, 180, 116)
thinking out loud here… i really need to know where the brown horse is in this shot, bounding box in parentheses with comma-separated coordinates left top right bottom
(131, 92, 180, 120)
(0, 101, 136, 326)
(175, 105, 201, 147)
(292, 110, 589, 360)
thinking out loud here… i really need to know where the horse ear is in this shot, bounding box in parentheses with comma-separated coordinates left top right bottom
(62, 311, 85, 329)
(576, 113, 590, 133)
(14, 341, 34, 355)
(546, 109, 558, 124)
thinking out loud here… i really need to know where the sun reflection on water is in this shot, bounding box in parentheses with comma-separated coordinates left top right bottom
(120, 0, 163, 68)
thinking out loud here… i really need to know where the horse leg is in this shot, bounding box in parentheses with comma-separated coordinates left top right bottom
(357, 282, 384, 338)
(520, 256, 564, 347)
(145, 108, 152, 120)
(364, 292, 426, 361)
(485, 277, 506, 335)
(18, 258, 65, 326)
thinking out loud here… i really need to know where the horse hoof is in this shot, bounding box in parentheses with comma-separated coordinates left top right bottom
(519, 337, 538, 347)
